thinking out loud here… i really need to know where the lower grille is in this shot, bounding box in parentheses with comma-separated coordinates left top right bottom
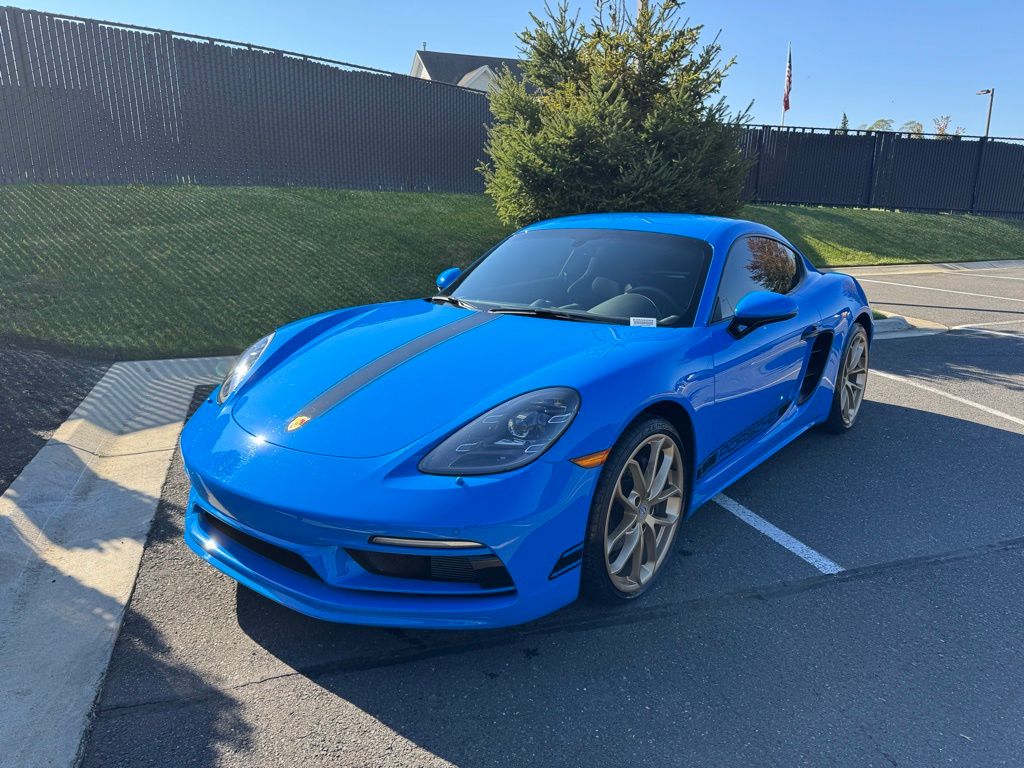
(347, 549, 514, 591)
(201, 508, 320, 580)
(198, 506, 514, 593)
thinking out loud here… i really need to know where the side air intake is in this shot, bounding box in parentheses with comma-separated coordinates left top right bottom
(798, 331, 834, 404)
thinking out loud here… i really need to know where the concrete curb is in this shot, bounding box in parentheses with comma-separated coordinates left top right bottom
(0, 356, 232, 768)
(873, 313, 948, 340)
(872, 316, 910, 334)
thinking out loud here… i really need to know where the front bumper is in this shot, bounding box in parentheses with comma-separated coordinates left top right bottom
(180, 397, 598, 629)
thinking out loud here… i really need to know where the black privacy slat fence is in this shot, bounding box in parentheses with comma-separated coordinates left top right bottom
(739, 126, 1024, 217)
(0, 6, 491, 192)
(2, 6, 1024, 216)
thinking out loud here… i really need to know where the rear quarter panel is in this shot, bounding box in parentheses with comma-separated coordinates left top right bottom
(805, 271, 873, 422)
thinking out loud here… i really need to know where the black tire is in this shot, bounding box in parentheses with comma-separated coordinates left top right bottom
(823, 322, 869, 434)
(580, 416, 686, 604)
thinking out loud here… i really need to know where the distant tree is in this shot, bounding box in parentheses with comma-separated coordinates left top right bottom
(837, 112, 849, 134)
(867, 118, 894, 131)
(899, 120, 924, 137)
(480, 0, 750, 226)
(932, 115, 965, 139)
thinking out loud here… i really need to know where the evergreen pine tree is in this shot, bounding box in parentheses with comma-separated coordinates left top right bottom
(480, 1, 750, 227)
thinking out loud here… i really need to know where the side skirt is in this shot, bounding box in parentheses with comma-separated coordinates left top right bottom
(687, 392, 830, 515)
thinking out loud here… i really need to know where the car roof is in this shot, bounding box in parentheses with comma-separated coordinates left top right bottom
(521, 212, 782, 249)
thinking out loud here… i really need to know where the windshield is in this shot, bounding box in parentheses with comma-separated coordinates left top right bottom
(448, 228, 711, 326)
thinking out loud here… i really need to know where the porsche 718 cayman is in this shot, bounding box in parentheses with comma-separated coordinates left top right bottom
(180, 213, 871, 628)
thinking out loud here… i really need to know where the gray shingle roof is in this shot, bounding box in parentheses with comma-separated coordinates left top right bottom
(415, 50, 523, 86)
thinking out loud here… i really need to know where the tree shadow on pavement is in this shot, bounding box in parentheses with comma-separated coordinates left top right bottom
(78, 476, 254, 767)
(873, 331, 1024, 394)
(48, 386, 254, 768)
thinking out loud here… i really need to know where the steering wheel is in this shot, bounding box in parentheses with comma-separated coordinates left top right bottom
(626, 286, 677, 317)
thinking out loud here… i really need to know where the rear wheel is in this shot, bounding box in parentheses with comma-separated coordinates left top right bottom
(824, 323, 869, 433)
(580, 417, 685, 603)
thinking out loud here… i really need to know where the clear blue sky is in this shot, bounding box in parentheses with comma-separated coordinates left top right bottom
(25, 0, 1024, 137)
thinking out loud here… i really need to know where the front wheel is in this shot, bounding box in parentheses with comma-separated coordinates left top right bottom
(580, 417, 686, 603)
(824, 323, 869, 433)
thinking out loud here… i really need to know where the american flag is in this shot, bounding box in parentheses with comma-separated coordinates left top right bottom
(783, 44, 792, 115)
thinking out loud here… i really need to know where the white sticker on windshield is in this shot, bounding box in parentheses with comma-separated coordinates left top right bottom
(629, 317, 658, 327)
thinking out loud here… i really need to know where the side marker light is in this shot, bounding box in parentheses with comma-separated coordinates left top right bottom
(571, 449, 610, 468)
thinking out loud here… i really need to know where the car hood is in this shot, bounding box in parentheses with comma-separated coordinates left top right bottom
(231, 300, 669, 458)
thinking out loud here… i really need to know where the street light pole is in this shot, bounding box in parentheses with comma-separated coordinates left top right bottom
(977, 88, 995, 137)
(970, 88, 995, 215)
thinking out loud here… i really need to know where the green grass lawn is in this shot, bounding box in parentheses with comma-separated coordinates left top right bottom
(2, 184, 1022, 358)
(747, 204, 1024, 267)
(0, 185, 508, 358)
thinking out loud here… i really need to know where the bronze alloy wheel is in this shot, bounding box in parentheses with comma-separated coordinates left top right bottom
(824, 323, 870, 434)
(602, 432, 684, 594)
(840, 331, 868, 426)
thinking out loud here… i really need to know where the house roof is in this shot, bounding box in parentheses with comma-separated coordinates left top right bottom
(414, 50, 523, 86)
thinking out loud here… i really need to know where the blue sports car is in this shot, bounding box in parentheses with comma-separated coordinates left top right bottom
(180, 213, 871, 629)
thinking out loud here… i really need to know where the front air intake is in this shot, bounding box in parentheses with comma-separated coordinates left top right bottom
(201, 508, 320, 581)
(346, 549, 514, 591)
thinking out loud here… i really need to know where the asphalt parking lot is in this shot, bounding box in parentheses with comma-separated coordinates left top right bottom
(80, 264, 1024, 768)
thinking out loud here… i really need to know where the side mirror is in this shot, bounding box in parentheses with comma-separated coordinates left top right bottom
(435, 267, 462, 292)
(729, 291, 798, 338)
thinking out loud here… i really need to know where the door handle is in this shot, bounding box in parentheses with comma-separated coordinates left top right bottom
(801, 324, 820, 341)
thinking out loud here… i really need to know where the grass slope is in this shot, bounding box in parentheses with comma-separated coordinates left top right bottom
(2, 184, 1021, 358)
(747, 204, 1024, 267)
(1, 185, 508, 358)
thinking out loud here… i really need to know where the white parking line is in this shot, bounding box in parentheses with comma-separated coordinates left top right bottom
(954, 271, 1024, 282)
(951, 318, 1024, 329)
(873, 370, 1024, 427)
(954, 327, 1024, 341)
(859, 279, 1024, 304)
(714, 494, 844, 574)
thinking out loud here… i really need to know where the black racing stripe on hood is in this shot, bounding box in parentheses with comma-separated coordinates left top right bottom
(294, 310, 499, 424)
(243, 306, 389, 395)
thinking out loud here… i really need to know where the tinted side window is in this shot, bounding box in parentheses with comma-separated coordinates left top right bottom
(713, 237, 799, 322)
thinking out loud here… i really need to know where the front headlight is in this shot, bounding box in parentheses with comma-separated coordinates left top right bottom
(419, 387, 580, 476)
(216, 332, 274, 404)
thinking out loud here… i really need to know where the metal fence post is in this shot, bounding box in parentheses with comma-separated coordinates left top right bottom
(864, 131, 882, 208)
(6, 9, 35, 181)
(969, 137, 988, 214)
(246, 43, 263, 186)
(752, 125, 766, 202)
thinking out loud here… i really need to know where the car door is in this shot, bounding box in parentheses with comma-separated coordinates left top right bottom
(704, 236, 820, 467)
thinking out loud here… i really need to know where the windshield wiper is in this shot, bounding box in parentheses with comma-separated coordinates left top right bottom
(487, 306, 601, 323)
(428, 295, 478, 310)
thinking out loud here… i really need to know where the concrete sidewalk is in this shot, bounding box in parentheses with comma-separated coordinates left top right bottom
(0, 356, 231, 768)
